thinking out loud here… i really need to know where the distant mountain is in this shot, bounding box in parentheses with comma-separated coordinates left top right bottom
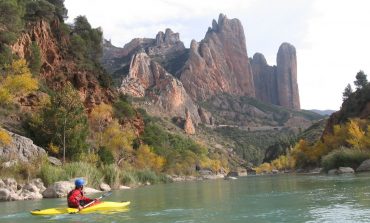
(310, 109, 336, 116)
(102, 13, 302, 127)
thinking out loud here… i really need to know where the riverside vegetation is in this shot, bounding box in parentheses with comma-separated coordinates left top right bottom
(256, 72, 370, 173)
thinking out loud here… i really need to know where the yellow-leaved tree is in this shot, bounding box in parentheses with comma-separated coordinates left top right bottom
(90, 103, 113, 147)
(101, 120, 135, 164)
(135, 144, 166, 172)
(0, 59, 38, 105)
(347, 119, 366, 149)
(0, 128, 12, 146)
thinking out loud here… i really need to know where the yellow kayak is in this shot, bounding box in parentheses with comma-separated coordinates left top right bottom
(30, 201, 130, 215)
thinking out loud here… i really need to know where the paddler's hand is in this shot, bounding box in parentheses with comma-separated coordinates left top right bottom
(78, 205, 83, 211)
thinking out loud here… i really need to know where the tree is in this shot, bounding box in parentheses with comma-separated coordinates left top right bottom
(354, 70, 368, 89)
(0, 0, 23, 44)
(29, 42, 42, 75)
(27, 83, 89, 163)
(90, 103, 113, 146)
(342, 84, 353, 101)
(46, 0, 67, 21)
(25, 0, 56, 21)
(101, 120, 135, 163)
(0, 59, 38, 105)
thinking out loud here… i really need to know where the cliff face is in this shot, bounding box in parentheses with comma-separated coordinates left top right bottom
(179, 14, 255, 100)
(251, 43, 300, 109)
(251, 53, 278, 105)
(102, 13, 302, 127)
(11, 20, 114, 108)
(276, 43, 300, 110)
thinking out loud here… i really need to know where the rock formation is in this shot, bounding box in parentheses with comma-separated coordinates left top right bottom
(179, 14, 255, 100)
(251, 53, 278, 105)
(11, 19, 114, 108)
(102, 13, 302, 126)
(0, 178, 45, 201)
(184, 109, 195, 134)
(119, 50, 200, 123)
(251, 43, 300, 110)
(0, 129, 46, 162)
(276, 43, 300, 110)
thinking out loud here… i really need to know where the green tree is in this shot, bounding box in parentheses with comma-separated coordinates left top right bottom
(354, 70, 368, 89)
(25, 0, 56, 21)
(342, 83, 353, 101)
(0, 0, 23, 44)
(29, 42, 42, 75)
(46, 0, 67, 21)
(113, 94, 136, 120)
(27, 83, 89, 163)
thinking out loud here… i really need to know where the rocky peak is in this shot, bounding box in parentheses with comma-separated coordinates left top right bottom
(184, 108, 195, 134)
(252, 53, 268, 66)
(180, 13, 255, 100)
(155, 28, 181, 46)
(276, 42, 300, 110)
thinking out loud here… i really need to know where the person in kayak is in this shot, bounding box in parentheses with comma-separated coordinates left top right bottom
(67, 179, 96, 210)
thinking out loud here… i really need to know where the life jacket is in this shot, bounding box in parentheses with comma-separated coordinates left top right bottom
(67, 188, 90, 208)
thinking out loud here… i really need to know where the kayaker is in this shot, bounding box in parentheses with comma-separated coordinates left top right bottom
(67, 179, 96, 210)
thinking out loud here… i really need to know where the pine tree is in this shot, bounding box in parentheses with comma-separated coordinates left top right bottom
(354, 70, 368, 89)
(342, 83, 353, 101)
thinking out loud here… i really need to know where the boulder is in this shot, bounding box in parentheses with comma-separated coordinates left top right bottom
(0, 188, 22, 201)
(356, 159, 370, 172)
(3, 178, 18, 192)
(0, 129, 46, 163)
(48, 156, 62, 166)
(19, 183, 43, 200)
(119, 185, 131, 190)
(99, 183, 111, 192)
(42, 181, 100, 198)
(338, 167, 354, 174)
(42, 181, 74, 198)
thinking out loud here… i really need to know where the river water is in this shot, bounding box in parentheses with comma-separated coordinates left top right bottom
(1, 174, 370, 223)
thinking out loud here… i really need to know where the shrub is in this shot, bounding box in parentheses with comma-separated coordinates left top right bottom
(98, 147, 114, 165)
(120, 170, 138, 186)
(136, 169, 160, 184)
(321, 148, 370, 171)
(39, 164, 67, 186)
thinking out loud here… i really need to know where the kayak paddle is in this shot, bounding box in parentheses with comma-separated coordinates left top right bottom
(70, 191, 113, 214)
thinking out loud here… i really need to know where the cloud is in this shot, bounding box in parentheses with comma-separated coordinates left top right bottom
(298, 0, 370, 110)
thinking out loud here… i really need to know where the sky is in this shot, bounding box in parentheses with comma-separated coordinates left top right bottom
(64, 0, 370, 110)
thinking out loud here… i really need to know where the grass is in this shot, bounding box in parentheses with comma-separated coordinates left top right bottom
(321, 148, 370, 171)
(38, 162, 172, 188)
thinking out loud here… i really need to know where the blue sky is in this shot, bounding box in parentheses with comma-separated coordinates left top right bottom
(65, 0, 370, 110)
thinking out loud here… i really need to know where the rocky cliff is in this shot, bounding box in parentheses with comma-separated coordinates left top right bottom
(11, 19, 114, 108)
(276, 43, 300, 110)
(102, 13, 302, 128)
(251, 43, 300, 109)
(179, 14, 255, 100)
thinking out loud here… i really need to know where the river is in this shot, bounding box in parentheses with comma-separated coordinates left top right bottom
(1, 174, 370, 223)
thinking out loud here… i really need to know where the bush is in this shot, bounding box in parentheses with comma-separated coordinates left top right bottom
(98, 147, 114, 165)
(113, 95, 136, 120)
(136, 169, 159, 184)
(120, 171, 138, 186)
(321, 148, 370, 171)
(39, 164, 67, 186)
